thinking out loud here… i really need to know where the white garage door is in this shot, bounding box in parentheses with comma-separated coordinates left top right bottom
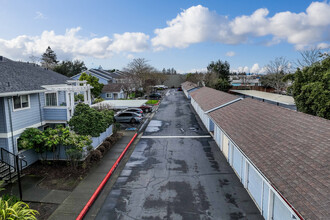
(232, 146, 243, 179)
(247, 164, 262, 209)
(273, 194, 293, 220)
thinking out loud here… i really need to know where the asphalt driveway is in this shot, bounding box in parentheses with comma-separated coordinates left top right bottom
(95, 89, 262, 220)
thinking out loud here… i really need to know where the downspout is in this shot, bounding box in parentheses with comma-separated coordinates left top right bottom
(7, 98, 15, 154)
(38, 93, 43, 126)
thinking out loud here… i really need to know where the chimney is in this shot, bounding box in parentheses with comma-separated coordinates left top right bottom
(0, 56, 3, 62)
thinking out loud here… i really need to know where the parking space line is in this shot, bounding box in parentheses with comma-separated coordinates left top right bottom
(141, 135, 211, 139)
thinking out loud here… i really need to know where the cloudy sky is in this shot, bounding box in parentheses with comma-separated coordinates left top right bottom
(0, 0, 329, 73)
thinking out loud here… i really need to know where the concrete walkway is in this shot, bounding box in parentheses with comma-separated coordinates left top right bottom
(47, 130, 137, 220)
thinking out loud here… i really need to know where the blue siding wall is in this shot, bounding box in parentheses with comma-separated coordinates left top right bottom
(72, 73, 108, 84)
(0, 97, 7, 133)
(100, 93, 114, 100)
(6, 94, 43, 131)
(0, 138, 8, 151)
(44, 108, 67, 121)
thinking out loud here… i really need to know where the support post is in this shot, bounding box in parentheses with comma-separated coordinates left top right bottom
(15, 155, 22, 200)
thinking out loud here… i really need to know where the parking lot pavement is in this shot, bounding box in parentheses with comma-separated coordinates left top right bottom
(95, 89, 263, 220)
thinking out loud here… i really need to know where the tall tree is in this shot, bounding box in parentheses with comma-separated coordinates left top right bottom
(123, 58, 158, 93)
(260, 57, 292, 93)
(53, 60, 87, 77)
(296, 48, 321, 68)
(290, 56, 330, 119)
(79, 72, 104, 98)
(41, 46, 58, 69)
(206, 60, 231, 91)
(207, 60, 230, 81)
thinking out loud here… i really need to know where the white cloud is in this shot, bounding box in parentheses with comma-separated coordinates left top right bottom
(107, 32, 149, 53)
(226, 51, 236, 57)
(126, 54, 134, 59)
(0, 27, 149, 61)
(35, 11, 46, 19)
(232, 63, 267, 74)
(151, 5, 242, 50)
(250, 63, 260, 73)
(152, 2, 330, 50)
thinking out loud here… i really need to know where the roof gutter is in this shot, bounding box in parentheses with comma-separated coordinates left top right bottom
(205, 97, 243, 114)
(0, 90, 46, 97)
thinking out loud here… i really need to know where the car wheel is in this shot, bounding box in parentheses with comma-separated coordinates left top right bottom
(131, 118, 136, 123)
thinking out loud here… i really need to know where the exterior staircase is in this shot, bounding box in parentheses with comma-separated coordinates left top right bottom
(0, 148, 27, 185)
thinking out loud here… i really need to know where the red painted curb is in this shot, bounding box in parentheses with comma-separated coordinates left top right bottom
(76, 132, 138, 220)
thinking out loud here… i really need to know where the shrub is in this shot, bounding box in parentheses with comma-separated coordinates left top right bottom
(90, 150, 102, 162)
(103, 141, 111, 150)
(93, 97, 104, 104)
(101, 110, 115, 127)
(18, 128, 44, 151)
(0, 199, 39, 220)
(69, 103, 109, 137)
(98, 145, 106, 154)
(74, 94, 84, 102)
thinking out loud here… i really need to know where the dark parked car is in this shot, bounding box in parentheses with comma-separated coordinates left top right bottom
(114, 112, 142, 123)
(138, 104, 153, 113)
(149, 93, 162, 99)
(123, 108, 144, 115)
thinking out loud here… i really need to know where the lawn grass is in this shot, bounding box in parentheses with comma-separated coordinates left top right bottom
(146, 100, 159, 105)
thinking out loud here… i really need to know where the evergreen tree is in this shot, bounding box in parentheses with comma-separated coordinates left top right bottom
(41, 46, 58, 69)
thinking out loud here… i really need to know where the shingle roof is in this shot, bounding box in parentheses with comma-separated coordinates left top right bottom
(0, 57, 68, 94)
(190, 87, 238, 111)
(102, 83, 124, 93)
(208, 98, 330, 220)
(181, 81, 198, 91)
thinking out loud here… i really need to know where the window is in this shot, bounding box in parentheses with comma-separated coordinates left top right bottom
(106, 93, 113, 98)
(13, 95, 30, 110)
(45, 93, 57, 106)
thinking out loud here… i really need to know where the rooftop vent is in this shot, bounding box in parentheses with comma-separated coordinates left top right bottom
(0, 56, 3, 62)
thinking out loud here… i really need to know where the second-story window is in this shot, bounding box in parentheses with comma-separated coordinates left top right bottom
(13, 95, 30, 110)
(46, 93, 57, 106)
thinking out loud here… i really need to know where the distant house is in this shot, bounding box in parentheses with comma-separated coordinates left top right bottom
(181, 81, 199, 99)
(101, 83, 126, 100)
(71, 69, 125, 85)
(0, 56, 92, 164)
(190, 86, 330, 220)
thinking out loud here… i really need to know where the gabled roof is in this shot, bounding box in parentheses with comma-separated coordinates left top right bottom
(190, 87, 238, 112)
(72, 69, 126, 81)
(102, 83, 125, 93)
(208, 98, 330, 220)
(0, 57, 68, 94)
(181, 81, 198, 91)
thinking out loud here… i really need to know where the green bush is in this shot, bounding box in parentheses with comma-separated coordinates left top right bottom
(69, 103, 109, 137)
(74, 94, 84, 102)
(18, 128, 44, 151)
(93, 97, 104, 104)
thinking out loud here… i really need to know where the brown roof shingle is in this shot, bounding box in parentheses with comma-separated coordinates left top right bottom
(190, 87, 238, 111)
(181, 81, 198, 91)
(102, 83, 124, 93)
(208, 98, 330, 220)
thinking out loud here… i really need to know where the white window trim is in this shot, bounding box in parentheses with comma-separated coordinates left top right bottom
(106, 93, 113, 98)
(12, 95, 31, 112)
(45, 91, 59, 107)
